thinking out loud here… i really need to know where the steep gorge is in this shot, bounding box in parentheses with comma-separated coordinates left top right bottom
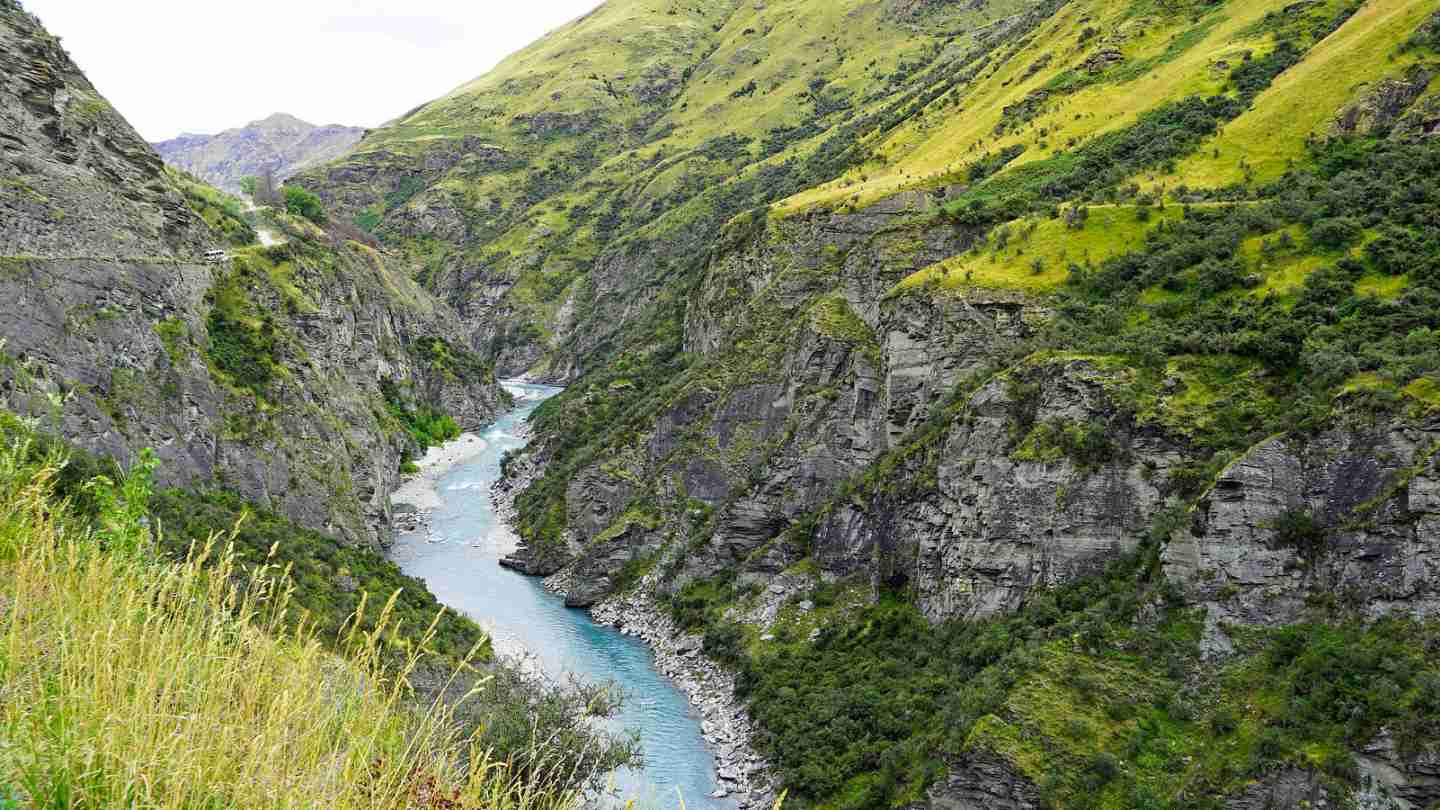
(94, 0, 1440, 806)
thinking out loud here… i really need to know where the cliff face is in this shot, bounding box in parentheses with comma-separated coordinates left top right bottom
(515, 187, 1440, 810)
(0, 3, 504, 547)
(489, 0, 1440, 614)
(153, 113, 364, 195)
(517, 199, 1440, 629)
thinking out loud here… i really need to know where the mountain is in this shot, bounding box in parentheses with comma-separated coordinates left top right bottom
(153, 112, 364, 194)
(298, 0, 1440, 807)
(0, 1, 505, 547)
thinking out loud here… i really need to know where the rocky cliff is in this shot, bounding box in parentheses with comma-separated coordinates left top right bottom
(153, 113, 364, 195)
(0, 2, 505, 547)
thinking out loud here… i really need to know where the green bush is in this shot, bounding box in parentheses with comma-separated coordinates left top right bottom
(282, 185, 326, 224)
(354, 208, 382, 232)
(1310, 216, 1362, 249)
(206, 309, 276, 395)
(381, 378, 462, 455)
(1271, 509, 1326, 559)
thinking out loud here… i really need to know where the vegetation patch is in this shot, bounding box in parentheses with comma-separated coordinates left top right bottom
(169, 168, 257, 248)
(204, 274, 280, 397)
(381, 378, 461, 459)
(282, 185, 327, 224)
(0, 413, 633, 808)
(672, 531, 1440, 810)
(1041, 137, 1440, 444)
(810, 295, 880, 365)
(1014, 418, 1121, 471)
(1162, 0, 1429, 188)
(900, 205, 1184, 295)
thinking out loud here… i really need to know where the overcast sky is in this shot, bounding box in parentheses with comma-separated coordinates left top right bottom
(21, 0, 601, 141)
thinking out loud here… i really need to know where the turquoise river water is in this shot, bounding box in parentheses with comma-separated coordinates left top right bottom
(389, 382, 736, 810)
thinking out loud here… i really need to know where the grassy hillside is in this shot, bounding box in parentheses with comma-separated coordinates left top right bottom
(0, 432, 579, 809)
(303, 0, 1425, 377)
(298, 0, 1057, 374)
(0, 410, 640, 807)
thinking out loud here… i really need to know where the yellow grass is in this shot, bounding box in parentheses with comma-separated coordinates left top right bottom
(896, 205, 1181, 294)
(780, 0, 1292, 215)
(0, 441, 581, 810)
(1355, 272, 1408, 300)
(1162, 0, 1440, 189)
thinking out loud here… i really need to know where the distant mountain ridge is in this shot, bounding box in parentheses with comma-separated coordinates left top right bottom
(153, 113, 364, 193)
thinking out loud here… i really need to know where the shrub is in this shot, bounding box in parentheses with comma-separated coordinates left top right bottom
(205, 309, 276, 394)
(381, 378, 462, 455)
(282, 185, 326, 224)
(1310, 217, 1362, 249)
(1271, 509, 1326, 559)
(703, 621, 745, 665)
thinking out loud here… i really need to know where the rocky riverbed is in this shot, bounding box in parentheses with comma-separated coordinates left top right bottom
(490, 436, 776, 809)
(588, 589, 777, 809)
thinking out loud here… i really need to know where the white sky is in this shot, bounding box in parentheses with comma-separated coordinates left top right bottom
(20, 0, 602, 141)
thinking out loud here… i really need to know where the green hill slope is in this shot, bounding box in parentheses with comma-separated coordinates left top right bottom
(297, 0, 1054, 377)
(307, 1, 1440, 807)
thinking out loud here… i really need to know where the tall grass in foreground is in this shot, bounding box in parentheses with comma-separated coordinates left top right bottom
(0, 440, 580, 810)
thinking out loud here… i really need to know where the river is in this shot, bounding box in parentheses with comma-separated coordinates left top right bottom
(389, 382, 737, 810)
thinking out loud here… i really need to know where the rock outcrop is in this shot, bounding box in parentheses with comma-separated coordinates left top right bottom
(918, 751, 1041, 810)
(1164, 420, 1440, 625)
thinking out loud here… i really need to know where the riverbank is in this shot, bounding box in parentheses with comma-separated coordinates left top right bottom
(491, 441, 775, 809)
(390, 432, 490, 533)
(589, 589, 776, 809)
(489, 421, 535, 561)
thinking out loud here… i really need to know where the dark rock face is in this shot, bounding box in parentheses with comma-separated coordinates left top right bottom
(1164, 421, 1440, 624)
(1224, 769, 1331, 810)
(0, 10, 209, 260)
(1358, 729, 1440, 809)
(1333, 66, 1435, 138)
(917, 751, 1041, 810)
(0, 4, 504, 547)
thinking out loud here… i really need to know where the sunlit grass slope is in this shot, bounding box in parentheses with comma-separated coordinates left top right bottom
(896, 205, 1184, 294)
(778, 0, 1302, 214)
(0, 439, 577, 810)
(1159, 0, 1436, 188)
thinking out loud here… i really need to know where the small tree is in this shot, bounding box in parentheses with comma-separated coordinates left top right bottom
(282, 185, 326, 224)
